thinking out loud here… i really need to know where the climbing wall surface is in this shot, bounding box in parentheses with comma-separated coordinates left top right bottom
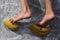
(0, 0, 60, 40)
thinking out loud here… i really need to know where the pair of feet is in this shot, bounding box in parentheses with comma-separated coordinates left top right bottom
(10, 10, 55, 26)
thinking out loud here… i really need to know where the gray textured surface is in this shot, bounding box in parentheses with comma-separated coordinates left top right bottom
(0, 0, 60, 40)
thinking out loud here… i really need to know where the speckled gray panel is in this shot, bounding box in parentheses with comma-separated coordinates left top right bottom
(0, 0, 60, 40)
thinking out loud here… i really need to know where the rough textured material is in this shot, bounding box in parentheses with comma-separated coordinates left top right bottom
(0, 0, 60, 40)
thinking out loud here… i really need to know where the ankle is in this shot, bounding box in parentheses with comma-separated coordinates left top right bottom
(21, 8, 27, 13)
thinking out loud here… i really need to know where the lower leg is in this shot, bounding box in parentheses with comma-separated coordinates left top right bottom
(14, 0, 27, 19)
(10, 0, 31, 23)
(38, 0, 55, 26)
(22, 0, 31, 19)
(10, 0, 27, 23)
(15, 0, 31, 19)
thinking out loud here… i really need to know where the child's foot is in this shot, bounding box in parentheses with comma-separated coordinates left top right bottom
(37, 11, 55, 26)
(10, 8, 31, 23)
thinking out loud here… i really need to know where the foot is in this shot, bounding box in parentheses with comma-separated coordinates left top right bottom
(37, 11, 55, 26)
(10, 9, 31, 23)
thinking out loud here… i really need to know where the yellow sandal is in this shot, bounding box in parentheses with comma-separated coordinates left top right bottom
(4, 19, 20, 31)
(29, 24, 51, 36)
